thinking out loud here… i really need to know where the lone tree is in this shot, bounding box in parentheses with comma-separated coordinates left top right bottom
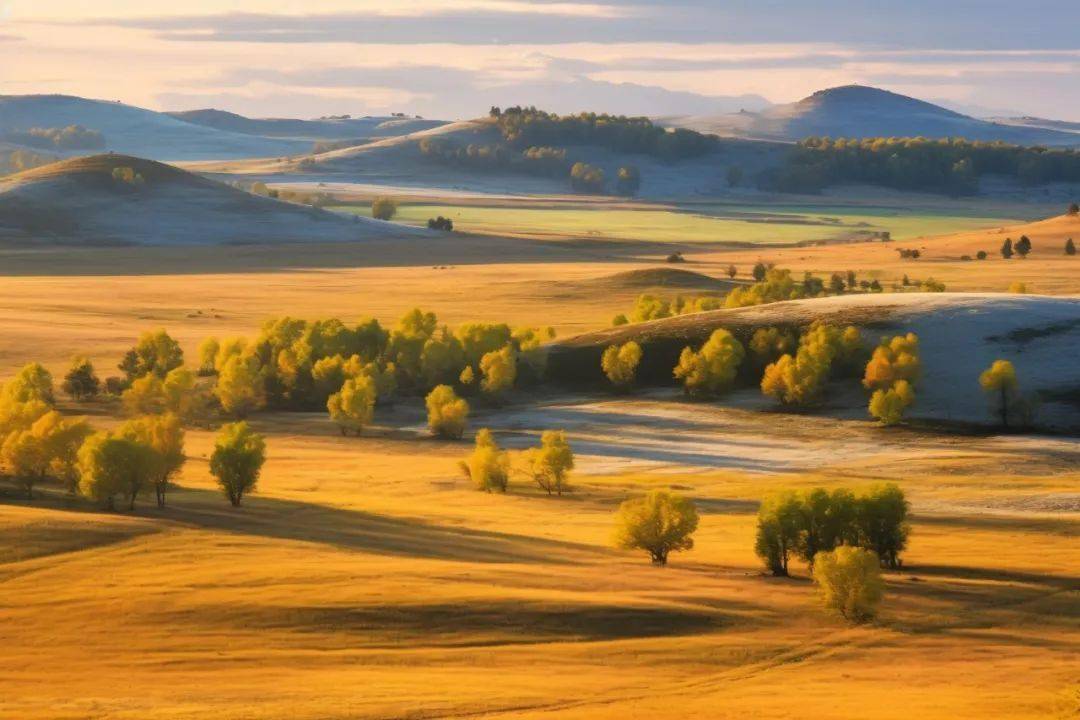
(425, 384, 469, 439)
(62, 356, 100, 401)
(209, 421, 266, 507)
(979, 359, 1019, 428)
(601, 341, 643, 391)
(752, 261, 767, 282)
(754, 490, 803, 576)
(726, 264, 737, 279)
(812, 546, 884, 623)
(1000, 238, 1014, 259)
(1066, 238, 1076, 256)
(613, 490, 699, 566)
(371, 196, 397, 221)
(525, 430, 574, 496)
(459, 428, 509, 492)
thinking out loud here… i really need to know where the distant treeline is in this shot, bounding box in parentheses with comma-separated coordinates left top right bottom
(4, 125, 105, 151)
(760, 137, 1080, 195)
(490, 106, 714, 161)
(419, 137, 637, 195)
(0, 149, 55, 176)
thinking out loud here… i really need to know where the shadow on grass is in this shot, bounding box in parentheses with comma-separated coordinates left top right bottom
(166, 600, 726, 646)
(0, 484, 601, 566)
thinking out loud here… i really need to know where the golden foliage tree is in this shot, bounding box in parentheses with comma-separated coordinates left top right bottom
(601, 341, 643, 390)
(326, 376, 376, 436)
(425, 384, 469, 439)
(979, 359, 1020, 428)
(524, 430, 574, 495)
(215, 355, 267, 419)
(869, 380, 915, 426)
(673, 329, 744, 398)
(812, 546, 884, 623)
(118, 413, 185, 508)
(613, 490, 699, 565)
(460, 428, 510, 492)
(480, 345, 517, 397)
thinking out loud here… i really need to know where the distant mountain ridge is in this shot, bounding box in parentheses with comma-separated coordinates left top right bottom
(661, 85, 1080, 147)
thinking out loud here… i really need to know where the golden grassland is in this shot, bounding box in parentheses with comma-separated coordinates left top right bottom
(0, 210, 1078, 719)
(1, 409, 1077, 719)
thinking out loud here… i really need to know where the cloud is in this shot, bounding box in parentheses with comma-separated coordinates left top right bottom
(63, 2, 1080, 50)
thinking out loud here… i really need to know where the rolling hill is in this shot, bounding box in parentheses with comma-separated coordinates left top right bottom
(0, 154, 427, 245)
(547, 292, 1080, 431)
(0, 95, 310, 161)
(166, 108, 447, 140)
(662, 86, 1080, 146)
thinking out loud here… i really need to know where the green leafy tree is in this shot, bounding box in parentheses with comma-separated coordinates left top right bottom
(1065, 238, 1075, 256)
(118, 329, 184, 381)
(855, 483, 910, 569)
(62, 357, 100, 401)
(119, 414, 185, 508)
(2, 362, 55, 405)
(1000, 237, 1014, 259)
(77, 432, 156, 511)
(209, 422, 267, 507)
(613, 490, 699, 566)
(754, 490, 803, 576)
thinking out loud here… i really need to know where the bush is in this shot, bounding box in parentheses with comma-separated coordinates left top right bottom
(460, 428, 509, 492)
(601, 341, 642, 391)
(613, 490, 699, 565)
(209, 422, 266, 507)
(666, 252, 685, 263)
(812, 546, 884, 623)
(1008, 281, 1030, 294)
(372, 196, 398, 221)
(427, 216, 453, 231)
(976, 250, 988, 260)
(426, 385, 469, 439)
(1066, 238, 1076, 256)
(673, 329, 744, 398)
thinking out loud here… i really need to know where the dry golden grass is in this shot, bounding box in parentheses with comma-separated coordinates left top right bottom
(0, 213, 1078, 719)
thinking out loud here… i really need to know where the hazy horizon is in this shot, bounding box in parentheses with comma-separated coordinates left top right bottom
(3, 1, 1079, 121)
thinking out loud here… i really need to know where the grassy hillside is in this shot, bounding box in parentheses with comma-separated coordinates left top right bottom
(0, 154, 427, 246)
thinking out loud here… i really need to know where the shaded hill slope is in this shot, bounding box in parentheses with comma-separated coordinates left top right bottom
(166, 109, 447, 140)
(547, 292, 1080, 430)
(0, 95, 308, 161)
(0, 154, 425, 245)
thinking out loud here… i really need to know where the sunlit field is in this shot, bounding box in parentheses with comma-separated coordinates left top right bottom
(337, 199, 1031, 245)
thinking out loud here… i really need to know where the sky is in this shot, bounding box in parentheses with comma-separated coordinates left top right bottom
(2, 0, 1078, 121)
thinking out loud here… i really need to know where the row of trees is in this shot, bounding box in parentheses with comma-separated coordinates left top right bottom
(5, 125, 105, 150)
(0, 361, 267, 510)
(755, 484, 910, 576)
(761, 136, 1080, 195)
(489, 106, 714, 160)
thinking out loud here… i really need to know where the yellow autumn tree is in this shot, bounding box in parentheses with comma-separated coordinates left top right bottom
(868, 379, 915, 426)
(326, 376, 377, 436)
(601, 341, 643, 390)
(425, 384, 469, 439)
(459, 428, 510, 492)
(673, 329, 744, 398)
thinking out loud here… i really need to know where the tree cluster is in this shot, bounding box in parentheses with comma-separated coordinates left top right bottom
(755, 483, 910, 576)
